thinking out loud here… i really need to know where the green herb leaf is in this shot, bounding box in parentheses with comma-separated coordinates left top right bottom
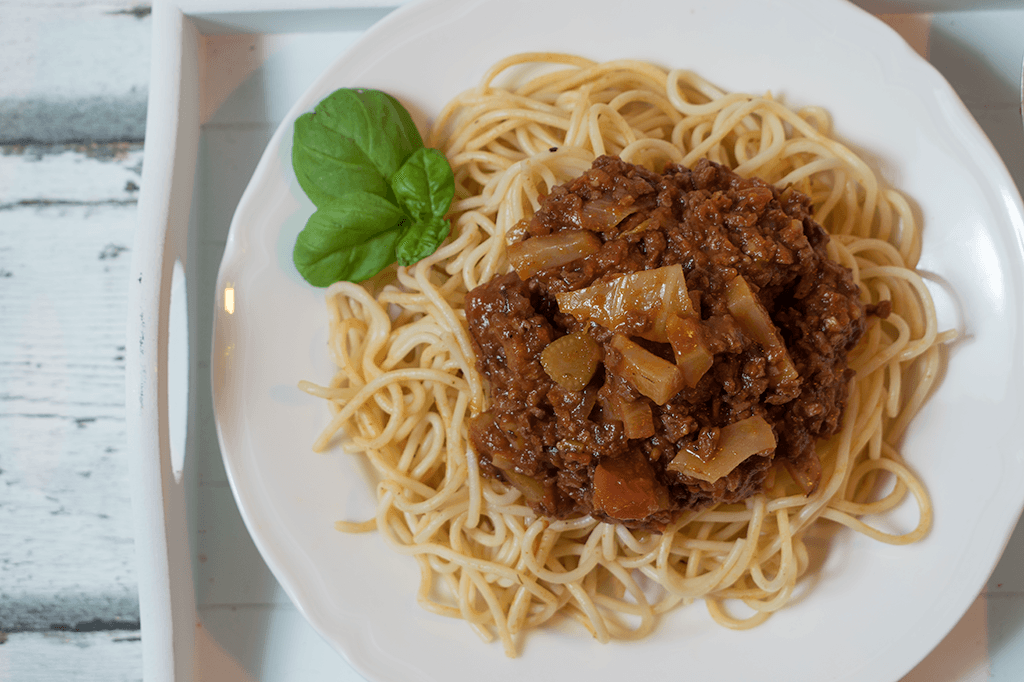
(396, 215, 451, 266)
(391, 147, 455, 220)
(315, 88, 422, 179)
(292, 192, 407, 285)
(290, 87, 457, 286)
(292, 113, 390, 207)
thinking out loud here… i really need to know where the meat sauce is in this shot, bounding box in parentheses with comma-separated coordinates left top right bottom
(465, 156, 871, 530)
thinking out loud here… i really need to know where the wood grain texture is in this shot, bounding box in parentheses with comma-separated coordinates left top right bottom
(0, 631, 143, 682)
(0, 3, 151, 143)
(0, 145, 142, 631)
(0, 144, 143, 207)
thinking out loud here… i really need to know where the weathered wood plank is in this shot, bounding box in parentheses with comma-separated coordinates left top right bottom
(0, 198, 138, 629)
(0, 4, 151, 143)
(0, 144, 143, 207)
(0, 630, 142, 682)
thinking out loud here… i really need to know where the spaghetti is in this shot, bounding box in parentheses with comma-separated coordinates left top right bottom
(299, 53, 947, 656)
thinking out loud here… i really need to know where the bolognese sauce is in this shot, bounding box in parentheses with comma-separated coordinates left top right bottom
(466, 156, 873, 530)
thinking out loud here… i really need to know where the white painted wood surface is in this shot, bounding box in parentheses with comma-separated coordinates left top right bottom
(0, 631, 143, 682)
(0, 2, 151, 675)
(0, 194, 140, 627)
(0, 2, 151, 143)
(2, 1, 1023, 680)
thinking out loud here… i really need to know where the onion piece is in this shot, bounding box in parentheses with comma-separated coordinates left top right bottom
(604, 392, 655, 439)
(503, 469, 552, 506)
(491, 451, 555, 508)
(667, 415, 776, 482)
(665, 314, 714, 387)
(489, 450, 518, 474)
(540, 332, 602, 391)
(608, 334, 684, 405)
(507, 230, 602, 280)
(784, 452, 822, 496)
(723, 275, 799, 387)
(579, 196, 641, 231)
(555, 264, 693, 343)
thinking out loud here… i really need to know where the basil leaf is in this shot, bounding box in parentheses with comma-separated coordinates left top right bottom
(289, 87, 458, 286)
(391, 147, 455, 221)
(395, 215, 451, 266)
(312, 88, 423, 183)
(293, 192, 407, 285)
(292, 113, 389, 207)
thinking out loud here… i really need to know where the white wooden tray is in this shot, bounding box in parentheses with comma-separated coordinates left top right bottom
(129, 2, 1024, 681)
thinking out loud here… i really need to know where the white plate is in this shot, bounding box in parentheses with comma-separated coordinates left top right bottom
(212, 0, 1024, 680)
